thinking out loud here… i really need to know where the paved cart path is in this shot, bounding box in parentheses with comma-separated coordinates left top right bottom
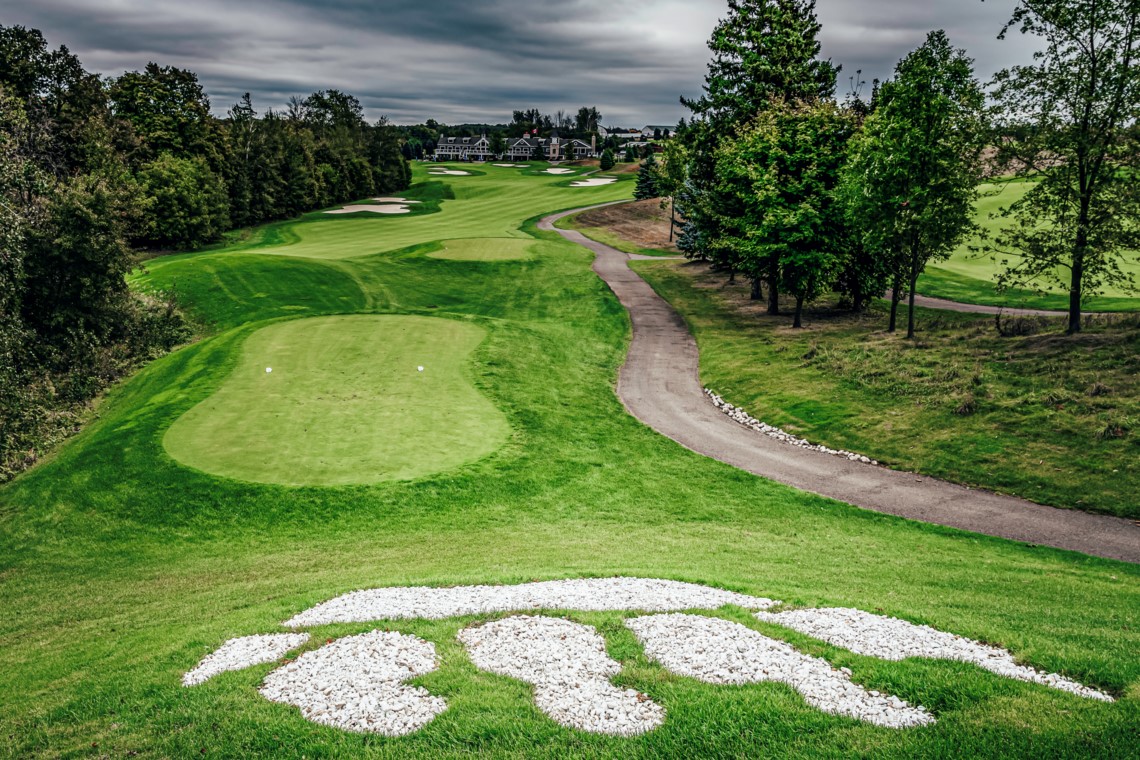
(541, 205, 1140, 563)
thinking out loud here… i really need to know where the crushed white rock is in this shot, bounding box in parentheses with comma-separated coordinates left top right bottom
(183, 633, 310, 686)
(458, 616, 664, 735)
(627, 614, 934, 728)
(705, 389, 879, 465)
(284, 577, 778, 628)
(258, 630, 447, 735)
(755, 607, 1114, 702)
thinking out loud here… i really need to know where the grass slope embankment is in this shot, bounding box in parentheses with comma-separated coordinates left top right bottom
(0, 163, 1135, 759)
(632, 259, 1139, 519)
(918, 179, 1140, 312)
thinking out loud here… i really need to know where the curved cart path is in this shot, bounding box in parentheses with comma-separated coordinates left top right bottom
(541, 205, 1140, 563)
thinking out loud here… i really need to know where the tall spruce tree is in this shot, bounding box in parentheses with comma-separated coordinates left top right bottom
(634, 152, 662, 200)
(679, 0, 837, 313)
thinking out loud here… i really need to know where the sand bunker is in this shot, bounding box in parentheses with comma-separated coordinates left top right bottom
(543, 168, 576, 175)
(570, 178, 618, 188)
(372, 197, 421, 204)
(325, 204, 411, 215)
(429, 169, 472, 176)
(492, 163, 528, 168)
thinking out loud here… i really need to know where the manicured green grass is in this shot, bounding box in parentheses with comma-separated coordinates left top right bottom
(632, 260, 1139, 519)
(163, 315, 507, 486)
(0, 164, 1136, 758)
(920, 180, 1140, 311)
(428, 238, 536, 262)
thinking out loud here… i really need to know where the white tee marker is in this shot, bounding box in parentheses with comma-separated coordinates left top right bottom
(417, 366, 425, 372)
(265, 367, 273, 374)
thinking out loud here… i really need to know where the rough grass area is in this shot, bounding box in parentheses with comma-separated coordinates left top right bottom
(559, 198, 681, 257)
(919, 179, 1140, 311)
(1, 164, 1136, 759)
(163, 314, 507, 486)
(632, 260, 1139, 519)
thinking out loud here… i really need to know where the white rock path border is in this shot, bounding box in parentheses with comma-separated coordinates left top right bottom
(706, 389, 879, 465)
(627, 614, 934, 729)
(183, 633, 310, 686)
(258, 630, 447, 736)
(754, 607, 1114, 702)
(458, 616, 665, 735)
(284, 577, 778, 628)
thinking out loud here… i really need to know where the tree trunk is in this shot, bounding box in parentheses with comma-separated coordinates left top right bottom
(888, 275, 902, 333)
(669, 198, 676, 242)
(750, 278, 762, 301)
(728, 268, 735, 284)
(1068, 254, 1083, 334)
(906, 268, 919, 340)
(851, 279, 864, 312)
(793, 293, 805, 328)
(767, 257, 780, 315)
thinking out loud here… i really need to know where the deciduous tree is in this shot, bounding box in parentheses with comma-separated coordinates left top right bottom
(989, 0, 1140, 333)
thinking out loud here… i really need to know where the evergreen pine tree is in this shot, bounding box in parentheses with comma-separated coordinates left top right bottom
(600, 148, 615, 171)
(634, 152, 661, 200)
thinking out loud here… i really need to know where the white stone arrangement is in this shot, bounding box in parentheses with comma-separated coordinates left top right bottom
(458, 616, 665, 735)
(283, 577, 778, 628)
(627, 614, 933, 728)
(259, 630, 448, 736)
(705, 389, 878, 465)
(182, 633, 310, 686)
(183, 578, 1113, 738)
(754, 607, 1114, 702)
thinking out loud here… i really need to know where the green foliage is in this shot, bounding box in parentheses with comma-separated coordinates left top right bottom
(841, 30, 985, 337)
(633, 152, 661, 200)
(138, 153, 230, 249)
(677, 0, 838, 303)
(715, 99, 856, 326)
(990, 0, 1140, 333)
(599, 148, 616, 171)
(109, 62, 220, 164)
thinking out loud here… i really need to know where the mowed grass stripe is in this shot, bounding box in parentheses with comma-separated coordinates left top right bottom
(428, 238, 536, 262)
(163, 315, 508, 485)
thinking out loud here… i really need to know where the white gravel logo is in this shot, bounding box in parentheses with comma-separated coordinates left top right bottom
(183, 578, 1112, 736)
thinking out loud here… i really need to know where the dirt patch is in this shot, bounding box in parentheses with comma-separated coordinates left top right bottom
(575, 199, 680, 253)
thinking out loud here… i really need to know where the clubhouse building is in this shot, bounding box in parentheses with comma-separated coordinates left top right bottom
(435, 134, 596, 162)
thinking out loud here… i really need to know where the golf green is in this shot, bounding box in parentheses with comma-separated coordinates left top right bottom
(428, 238, 536, 262)
(163, 314, 508, 485)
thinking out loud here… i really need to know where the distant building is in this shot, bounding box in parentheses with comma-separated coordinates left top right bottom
(435, 135, 492, 161)
(504, 135, 596, 162)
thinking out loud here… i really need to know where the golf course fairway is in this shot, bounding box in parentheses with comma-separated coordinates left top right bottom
(428, 238, 536, 262)
(164, 315, 507, 485)
(1, 163, 1135, 759)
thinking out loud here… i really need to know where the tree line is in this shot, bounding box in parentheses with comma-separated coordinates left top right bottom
(0, 25, 411, 478)
(665, 0, 1139, 336)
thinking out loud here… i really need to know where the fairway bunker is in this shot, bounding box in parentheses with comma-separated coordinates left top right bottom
(163, 315, 509, 486)
(543, 168, 575, 175)
(570, 177, 617, 188)
(185, 578, 1112, 738)
(428, 169, 472, 176)
(325, 202, 413, 215)
(427, 238, 535, 262)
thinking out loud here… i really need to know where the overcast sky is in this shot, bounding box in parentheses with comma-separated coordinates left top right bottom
(3, 0, 1042, 127)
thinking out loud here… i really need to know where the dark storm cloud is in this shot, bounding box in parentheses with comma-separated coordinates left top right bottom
(1, 0, 1041, 126)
